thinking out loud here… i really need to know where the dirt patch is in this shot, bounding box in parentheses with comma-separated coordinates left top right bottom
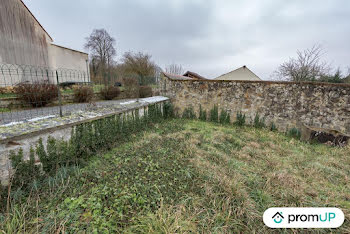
(311, 131, 349, 147)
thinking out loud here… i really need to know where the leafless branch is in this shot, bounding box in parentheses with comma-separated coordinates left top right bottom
(122, 52, 156, 77)
(165, 64, 184, 75)
(274, 45, 330, 82)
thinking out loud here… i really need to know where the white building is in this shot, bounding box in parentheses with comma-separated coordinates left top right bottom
(215, 65, 261, 81)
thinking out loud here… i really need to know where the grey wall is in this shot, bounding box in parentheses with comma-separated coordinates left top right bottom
(49, 44, 88, 72)
(0, 0, 89, 83)
(0, 0, 51, 66)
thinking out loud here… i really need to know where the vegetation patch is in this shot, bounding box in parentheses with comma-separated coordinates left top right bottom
(235, 111, 246, 126)
(139, 85, 153, 98)
(14, 83, 58, 107)
(199, 105, 207, 121)
(182, 106, 196, 119)
(99, 85, 121, 100)
(1, 117, 350, 233)
(73, 85, 94, 103)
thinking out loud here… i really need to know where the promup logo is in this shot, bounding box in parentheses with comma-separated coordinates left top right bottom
(272, 212, 284, 224)
(264, 208, 344, 228)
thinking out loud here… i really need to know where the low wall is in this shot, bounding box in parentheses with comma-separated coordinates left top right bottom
(0, 96, 169, 186)
(164, 80, 350, 135)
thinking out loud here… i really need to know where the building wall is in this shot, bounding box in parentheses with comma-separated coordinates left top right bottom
(0, 0, 88, 85)
(215, 67, 261, 81)
(163, 80, 350, 136)
(49, 44, 88, 71)
(0, 0, 51, 66)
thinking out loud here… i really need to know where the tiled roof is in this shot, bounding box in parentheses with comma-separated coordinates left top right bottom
(183, 71, 207, 80)
(162, 72, 194, 80)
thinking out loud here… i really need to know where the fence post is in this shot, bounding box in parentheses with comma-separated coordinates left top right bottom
(137, 76, 141, 103)
(56, 71, 63, 117)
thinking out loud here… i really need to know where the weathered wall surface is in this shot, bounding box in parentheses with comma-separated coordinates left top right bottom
(163, 79, 350, 136)
(49, 44, 88, 72)
(0, 0, 51, 66)
(0, 128, 71, 186)
(0, 0, 89, 85)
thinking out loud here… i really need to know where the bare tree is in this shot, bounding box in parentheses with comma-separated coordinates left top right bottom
(274, 45, 330, 82)
(85, 29, 116, 83)
(165, 64, 184, 75)
(122, 52, 156, 77)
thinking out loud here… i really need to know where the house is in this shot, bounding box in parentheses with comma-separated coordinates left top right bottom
(162, 72, 194, 81)
(214, 65, 261, 81)
(183, 71, 207, 80)
(0, 0, 89, 84)
(157, 72, 194, 96)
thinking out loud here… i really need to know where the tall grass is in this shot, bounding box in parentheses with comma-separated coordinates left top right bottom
(2, 103, 348, 232)
(1, 102, 174, 232)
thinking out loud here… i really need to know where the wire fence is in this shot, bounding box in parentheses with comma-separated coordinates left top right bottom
(0, 63, 159, 125)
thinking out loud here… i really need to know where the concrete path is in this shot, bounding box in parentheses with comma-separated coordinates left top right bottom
(0, 99, 135, 125)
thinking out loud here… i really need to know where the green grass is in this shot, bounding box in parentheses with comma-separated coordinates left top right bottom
(0, 107, 11, 113)
(0, 93, 17, 99)
(61, 85, 125, 96)
(1, 119, 350, 233)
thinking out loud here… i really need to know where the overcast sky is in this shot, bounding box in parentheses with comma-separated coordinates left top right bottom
(23, 0, 350, 79)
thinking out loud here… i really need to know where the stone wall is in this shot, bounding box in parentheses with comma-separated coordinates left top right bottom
(163, 79, 350, 136)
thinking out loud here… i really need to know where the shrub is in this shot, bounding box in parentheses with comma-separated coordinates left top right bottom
(235, 111, 246, 126)
(254, 113, 266, 129)
(209, 105, 219, 122)
(287, 128, 301, 139)
(100, 86, 121, 100)
(123, 77, 139, 98)
(14, 82, 58, 107)
(0, 86, 15, 95)
(73, 85, 94, 103)
(139, 86, 153, 98)
(8, 103, 167, 193)
(163, 102, 175, 119)
(219, 109, 230, 124)
(182, 106, 196, 119)
(270, 122, 277, 131)
(9, 148, 41, 189)
(199, 105, 207, 121)
(0, 87, 6, 94)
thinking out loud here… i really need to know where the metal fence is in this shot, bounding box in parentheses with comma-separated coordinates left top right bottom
(0, 63, 159, 125)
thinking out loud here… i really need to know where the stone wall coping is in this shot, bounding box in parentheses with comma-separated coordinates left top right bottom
(169, 79, 350, 88)
(0, 96, 169, 144)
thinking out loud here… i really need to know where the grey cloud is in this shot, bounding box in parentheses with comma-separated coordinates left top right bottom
(23, 0, 350, 79)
